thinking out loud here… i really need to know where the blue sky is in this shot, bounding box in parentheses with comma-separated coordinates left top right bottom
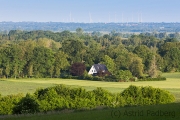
(0, 0, 179, 23)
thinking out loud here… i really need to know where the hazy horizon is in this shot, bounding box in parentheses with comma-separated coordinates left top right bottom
(0, 0, 180, 23)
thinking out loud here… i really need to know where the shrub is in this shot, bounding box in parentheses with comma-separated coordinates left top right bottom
(92, 87, 115, 107)
(13, 93, 39, 114)
(138, 76, 166, 81)
(114, 70, 133, 82)
(120, 85, 175, 106)
(0, 85, 175, 115)
(0, 94, 23, 115)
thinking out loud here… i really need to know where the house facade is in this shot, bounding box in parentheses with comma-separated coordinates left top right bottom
(88, 63, 108, 75)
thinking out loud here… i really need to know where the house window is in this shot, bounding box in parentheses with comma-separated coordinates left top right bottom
(92, 70, 93, 72)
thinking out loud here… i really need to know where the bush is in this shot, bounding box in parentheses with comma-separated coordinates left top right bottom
(92, 87, 115, 107)
(138, 76, 166, 81)
(114, 70, 133, 82)
(0, 94, 23, 115)
(120, 85, 175, 106)
(0, 85, 175, 115)
(13, 93, 39, 114)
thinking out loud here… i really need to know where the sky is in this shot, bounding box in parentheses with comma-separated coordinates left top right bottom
(0, 0, 180, 23)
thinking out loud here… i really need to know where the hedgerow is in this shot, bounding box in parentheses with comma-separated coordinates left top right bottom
(0, 84, 175, 115)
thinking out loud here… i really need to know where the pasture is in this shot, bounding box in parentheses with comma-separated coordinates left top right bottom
(0, 72, 180, 120)
(0, 73, 180, 102)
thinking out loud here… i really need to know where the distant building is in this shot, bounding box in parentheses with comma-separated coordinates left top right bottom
(88, 63, 109, 75)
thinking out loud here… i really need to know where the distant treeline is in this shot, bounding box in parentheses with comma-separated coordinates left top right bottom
(0, 29, 180, 78)
(0, 22, 180, 32)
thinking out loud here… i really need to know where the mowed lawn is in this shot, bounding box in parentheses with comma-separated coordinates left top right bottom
(0, 72, 180, 101)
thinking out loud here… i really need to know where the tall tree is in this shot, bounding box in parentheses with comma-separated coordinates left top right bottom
(133, 45, 153, 72)
(148, 55, 158, 78)
(101, 55, 116, 74)
(129, 56, 144, 78)
(54, 51, 69, 77)
(61, 40, 86, 63)
(32, 47, 54, 77)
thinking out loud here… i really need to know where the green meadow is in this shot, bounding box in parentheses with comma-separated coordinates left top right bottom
(0, 72, 180, 102)
(0, 72, 180, 120)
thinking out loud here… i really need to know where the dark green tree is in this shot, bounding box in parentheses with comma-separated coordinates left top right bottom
(61, 40, 86, 63)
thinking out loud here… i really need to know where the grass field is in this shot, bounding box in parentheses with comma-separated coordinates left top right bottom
(0, 73, 180, 102)
(0, 73, 180, 120)
(1, 103, 180, 120)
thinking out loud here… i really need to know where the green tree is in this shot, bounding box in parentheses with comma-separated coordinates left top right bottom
(133, 45, 153, 71)
(129, 57, 144, 78)
(163, 47, 180, 72)
(32, 47, 54, 77)
(54, 51, 69, 77)
(148, 55, 158, 78)
(102, 55, 116, 74)
(61, 40, 86, 63)
(115, 70, 133, 81)
(5, 63, 10, 78)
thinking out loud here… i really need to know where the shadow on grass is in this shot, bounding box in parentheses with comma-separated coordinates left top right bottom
(1, 102, 180, 120)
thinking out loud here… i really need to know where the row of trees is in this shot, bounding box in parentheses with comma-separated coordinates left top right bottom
(0, 29, 180, 79)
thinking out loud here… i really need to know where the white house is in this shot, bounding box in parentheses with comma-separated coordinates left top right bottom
(88, 63, 108, 75)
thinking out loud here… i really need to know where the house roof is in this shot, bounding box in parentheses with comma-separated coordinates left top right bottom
(93, 64, 108, 72)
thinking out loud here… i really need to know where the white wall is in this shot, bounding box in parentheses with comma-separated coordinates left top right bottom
(88, 66, 97, 75)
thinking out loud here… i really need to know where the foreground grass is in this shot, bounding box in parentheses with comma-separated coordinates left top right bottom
(1, 103, 180, 120)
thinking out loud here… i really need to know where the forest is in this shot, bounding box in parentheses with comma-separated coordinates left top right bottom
(0, 29, 180, 80)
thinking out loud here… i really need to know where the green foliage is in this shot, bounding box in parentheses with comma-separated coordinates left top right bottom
(163, 47, 180, 72)
(13, 93, 39, 114)
(92, 87, 114, 106)
(138, 76, 166, 81)
(0, 30, 179, 78)
(129, 56, 144, 78)
(0, 84, 176, 115)
(133, 45, 153, 71)
(54, 51, 69, 77)
(101, 55, 116, 74)
(121, 85, 175, 106)
(61, 40, 86, 63)
(0, 94, 23, 115)
(114, 70, 133, 82)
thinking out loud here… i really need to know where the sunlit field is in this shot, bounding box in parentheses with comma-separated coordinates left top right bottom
(0, 73, 180, 102)
(0, 73, 180, 120)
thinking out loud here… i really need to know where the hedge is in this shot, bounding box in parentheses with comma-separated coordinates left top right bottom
(0, 84, 175, 115)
